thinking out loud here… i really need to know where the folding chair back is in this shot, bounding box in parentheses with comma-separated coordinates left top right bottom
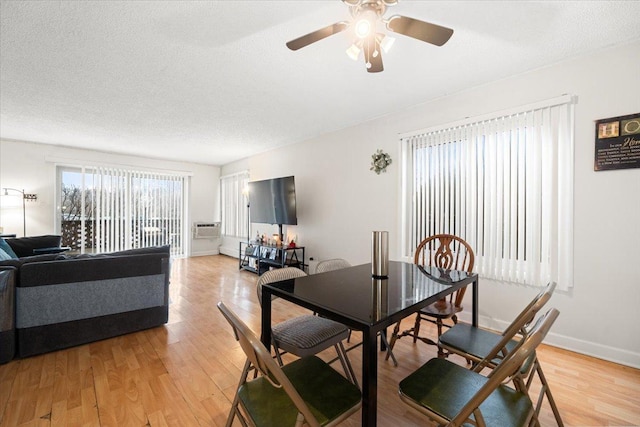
(474, 282, 557, 369)
(450, 308, 560, 426)
(399, 308, 559, 427)
(316, 258, 351, 273)
(438, 282, 563, 426)
(256, 267, 307, 306)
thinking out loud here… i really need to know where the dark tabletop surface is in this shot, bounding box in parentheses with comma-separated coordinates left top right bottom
(264, 261, 474, 327)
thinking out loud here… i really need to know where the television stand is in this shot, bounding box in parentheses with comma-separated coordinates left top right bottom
(239, 241, 305, 275)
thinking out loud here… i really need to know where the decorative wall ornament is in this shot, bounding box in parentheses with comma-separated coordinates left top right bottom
(370, 149, 392, 174)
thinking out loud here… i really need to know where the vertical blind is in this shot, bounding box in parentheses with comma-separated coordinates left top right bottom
(220, 171, 250, 239)
(401, 95, 574, 290)
(91, 168, 185, 256)
(59, 166, 187, 257)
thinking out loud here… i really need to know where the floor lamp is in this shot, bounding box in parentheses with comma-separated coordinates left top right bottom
(2, 188, 37, 237)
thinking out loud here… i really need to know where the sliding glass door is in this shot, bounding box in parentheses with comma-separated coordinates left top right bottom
(57, 166, 187, 257)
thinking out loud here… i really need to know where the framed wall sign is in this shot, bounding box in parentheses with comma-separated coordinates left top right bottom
(594, 112, 640, 171)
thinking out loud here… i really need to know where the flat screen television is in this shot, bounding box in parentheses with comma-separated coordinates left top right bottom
(248, 176, 298, 226)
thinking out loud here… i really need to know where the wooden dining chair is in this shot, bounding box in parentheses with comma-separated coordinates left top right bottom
(439, 282, 564, 426)
(217, 301, 362, 427)
(398, 308, 560, 427)
(387, 233, 475, 358)
(256, 267, 358, 386)
(315, 258, 398, 367)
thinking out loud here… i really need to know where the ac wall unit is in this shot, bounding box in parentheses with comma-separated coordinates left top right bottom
(193, 222, 221, 239)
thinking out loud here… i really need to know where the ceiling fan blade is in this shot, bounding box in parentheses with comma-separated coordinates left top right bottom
(364, 39, 384, 73)
(286, 22, 349, 51)
(386, 15, 453, 46)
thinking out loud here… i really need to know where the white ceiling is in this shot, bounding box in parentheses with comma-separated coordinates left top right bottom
(2, 1, 640, 166)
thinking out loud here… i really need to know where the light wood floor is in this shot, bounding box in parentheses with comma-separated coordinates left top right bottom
(1, 255, 639, 426)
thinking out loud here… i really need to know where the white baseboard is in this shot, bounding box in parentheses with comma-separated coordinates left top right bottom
(190, 249, 220, 257)
(219, 246, 239, 258)
(456, 312, 640, 369)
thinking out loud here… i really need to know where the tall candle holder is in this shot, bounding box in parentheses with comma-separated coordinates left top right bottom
(371, 231, 389, 278)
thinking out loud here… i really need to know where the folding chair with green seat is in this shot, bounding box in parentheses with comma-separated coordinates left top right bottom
(439, 282, 564, 426)
(257, 267, 358, 386)
(398, 308, 560, 427)
(315, 258, 398, 367)
(218, 302, 362, 427)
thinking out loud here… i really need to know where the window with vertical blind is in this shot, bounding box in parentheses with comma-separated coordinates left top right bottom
(220, 171, 250, 239)
(400, 95, 574, 290)
(58, 166, 187, 257)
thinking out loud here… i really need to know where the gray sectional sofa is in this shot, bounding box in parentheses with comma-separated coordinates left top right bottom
(0, 236, 170, 362)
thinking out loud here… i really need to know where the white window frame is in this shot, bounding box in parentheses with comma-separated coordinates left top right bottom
(400, 95, 574, 290)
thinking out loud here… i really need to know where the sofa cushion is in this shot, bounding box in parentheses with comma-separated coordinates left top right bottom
(0, 238, 18, 258)
(5, 235, 62, 258)
(107, 245, 170, 257)
(0, 253, 65, 269)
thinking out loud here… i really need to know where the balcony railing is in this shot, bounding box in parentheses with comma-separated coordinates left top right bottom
(61, 219, 183, 256)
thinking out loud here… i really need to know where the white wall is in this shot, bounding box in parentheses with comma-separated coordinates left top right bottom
(0, 139, 221, 256)
(222, 41, 640, 368)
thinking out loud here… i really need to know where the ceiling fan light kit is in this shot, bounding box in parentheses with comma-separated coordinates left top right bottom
(286, 0, 454, 73)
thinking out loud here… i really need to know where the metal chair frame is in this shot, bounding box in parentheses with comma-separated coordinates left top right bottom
(399, 308, 560, 427)
(218, 302, 361, 427)
(439, 282, 564, 426)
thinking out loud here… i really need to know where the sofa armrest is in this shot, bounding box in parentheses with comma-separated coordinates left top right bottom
(6, 235, 62, 258)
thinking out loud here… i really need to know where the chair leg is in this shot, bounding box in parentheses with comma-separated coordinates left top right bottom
(380, 332, 398, 367)
(272, 339, 285, 366)
(533, 359, 564, 427)
(385, 322, 401, 362)
(335, 342, 359, 388)
(226, 360, 252, 427)
(436, 319, 446, 358)
(527, 408, 541, 427)
(521, 356, 563, 427)
(412, 314, 422, 344)
(225, 395, 240, 427)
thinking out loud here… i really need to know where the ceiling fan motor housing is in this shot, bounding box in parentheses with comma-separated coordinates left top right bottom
(347, 0, 390, 20)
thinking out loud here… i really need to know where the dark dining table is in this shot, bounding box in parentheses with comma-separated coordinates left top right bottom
(260, 261, 479, 427)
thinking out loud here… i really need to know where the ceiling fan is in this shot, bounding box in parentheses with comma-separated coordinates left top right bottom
(286, 0, 454, 73)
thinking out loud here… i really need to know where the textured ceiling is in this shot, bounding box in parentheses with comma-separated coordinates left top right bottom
(2, 0, 640, 166)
